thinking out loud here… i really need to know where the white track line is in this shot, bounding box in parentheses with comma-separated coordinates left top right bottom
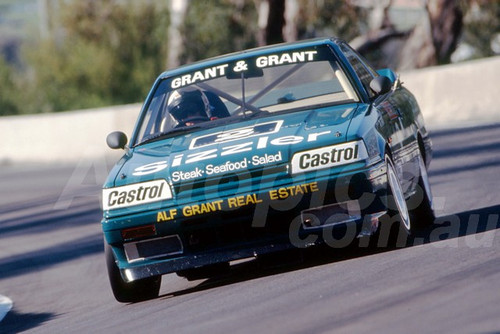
(0, 295, 13, 322)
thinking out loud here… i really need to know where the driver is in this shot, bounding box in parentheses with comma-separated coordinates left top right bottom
(167, 88, 212, 127)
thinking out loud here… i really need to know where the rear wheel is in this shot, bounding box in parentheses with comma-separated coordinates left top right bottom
(105, 244, 161, 303)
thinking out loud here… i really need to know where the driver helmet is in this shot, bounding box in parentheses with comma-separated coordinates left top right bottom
(167, 87, 212, 125)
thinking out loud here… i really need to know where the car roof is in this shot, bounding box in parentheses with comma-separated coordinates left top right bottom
(158, 37, 342, 80)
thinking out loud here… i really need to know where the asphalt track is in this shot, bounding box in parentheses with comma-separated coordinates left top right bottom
(1, 122, 500, 333)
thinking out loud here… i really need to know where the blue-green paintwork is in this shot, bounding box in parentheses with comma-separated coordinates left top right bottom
(101, 37, 432, 281)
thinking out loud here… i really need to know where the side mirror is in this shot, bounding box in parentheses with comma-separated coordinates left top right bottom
(106, 131, 128, 150)
(370, 76, 392, 96)
(376, 68, 397, 82)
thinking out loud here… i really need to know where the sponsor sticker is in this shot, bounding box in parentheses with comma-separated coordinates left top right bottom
(291, 141, 368, 174)
(171, 64, 229, 89)
(255, 51, 317, 68)
(170, 50, 318, 89)
(165, 126, 332, 168)
(157, 181, 320, 222)
(103, 179, 172, 210)
(189, 121, 283, 149)
(133, 161, 168, 176)
(171, 152, 283, 182)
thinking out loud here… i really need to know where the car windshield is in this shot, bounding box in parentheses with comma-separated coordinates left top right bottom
(134, 45, 359, 146)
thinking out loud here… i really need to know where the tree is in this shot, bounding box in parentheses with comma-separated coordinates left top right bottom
(351, 0, 463, 70)
(458, 0, 500, 60)
(0, 56, 21, 116)
(264, 0, 286, 45)
(23, 0, 170, 113)
(179, 0, 258, 64)
(256, 0, 365, 47)
(295, 0, 366, 41)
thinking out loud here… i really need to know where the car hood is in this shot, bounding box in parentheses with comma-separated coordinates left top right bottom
(104, 103, 367, 212)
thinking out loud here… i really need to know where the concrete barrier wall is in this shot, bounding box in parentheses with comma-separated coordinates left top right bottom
(1, 56, 499, 164)
(401, 56, 500, 126)
(0, 104, 140, 164)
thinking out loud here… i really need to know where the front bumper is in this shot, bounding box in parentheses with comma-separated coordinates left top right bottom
(102, 159, 389, 281)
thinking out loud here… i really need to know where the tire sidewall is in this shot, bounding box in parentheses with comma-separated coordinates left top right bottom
(385, 155, 411, 233)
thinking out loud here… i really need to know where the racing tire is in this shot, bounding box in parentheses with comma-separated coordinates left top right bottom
(376, 155, 413, 248)
(407, 152, 435, 228)
(105, 244, 161, 303)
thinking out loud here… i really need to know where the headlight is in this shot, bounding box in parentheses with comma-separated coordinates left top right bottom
(290, 140, 368, 174)
(102, 179, 172, 210)
(363, 129, 382, 165)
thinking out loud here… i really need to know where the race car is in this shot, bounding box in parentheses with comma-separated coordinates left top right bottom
(102, 37, 434, 302)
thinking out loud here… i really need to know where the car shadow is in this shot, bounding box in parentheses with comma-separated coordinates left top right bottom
(159, 204, 500, 299)
(410, 205, 500, 245)
(0, 232, 103, 281)
(0, 309, 55, 333)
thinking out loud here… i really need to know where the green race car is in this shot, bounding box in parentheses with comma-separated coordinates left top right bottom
(102, 37, 434, 302)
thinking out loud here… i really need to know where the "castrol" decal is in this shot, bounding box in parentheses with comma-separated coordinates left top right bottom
(103, 179, 172, 210)
(291, 141, 368, 174)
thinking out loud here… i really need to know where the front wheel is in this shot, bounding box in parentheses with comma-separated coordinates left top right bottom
(386, 155, 412, 232)
(407, 152, 435, 227)
(105, 244, 161, 303)
(375, 155, 413, 248)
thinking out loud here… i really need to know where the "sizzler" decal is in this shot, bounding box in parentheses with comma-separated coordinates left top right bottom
(170, 128, 332, 168)
(189, 121, 283, 149)
(132, 124, 342, 180)
(291, 141, 368, 174)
